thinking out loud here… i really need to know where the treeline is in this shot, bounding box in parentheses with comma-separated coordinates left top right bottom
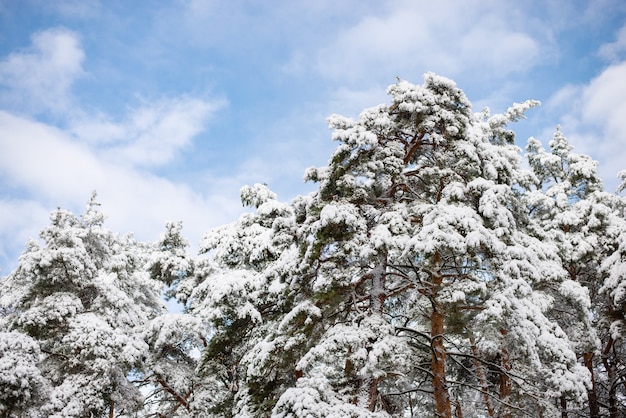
(2, 73, 626, 417)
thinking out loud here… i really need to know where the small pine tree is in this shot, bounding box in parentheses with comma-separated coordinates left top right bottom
(0, 194, 165, 417)
(524, 129, 624, 417)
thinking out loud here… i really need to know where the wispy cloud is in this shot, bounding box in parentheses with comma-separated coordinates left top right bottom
(0, 109, 236, 268)
(39, 0, 103, 19)
(70, 96, 227, 167)
(580, 61, 626, 183)
(0, 28, 84, 115)
(310, 1, 543, 85)
(599, 24, 626, 62)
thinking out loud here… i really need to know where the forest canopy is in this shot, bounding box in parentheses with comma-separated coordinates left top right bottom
(2, 73, 626, 418)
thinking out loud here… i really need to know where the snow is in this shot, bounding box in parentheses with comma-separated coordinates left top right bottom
(0, 331, 46, 410)
(240, 183, 278, 208)
(2, 73, 621, 417)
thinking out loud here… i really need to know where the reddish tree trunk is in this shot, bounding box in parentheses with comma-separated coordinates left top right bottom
(361, 376, 380, 411)
(602, 337, 619, 418)
(454, 400, 464, 418)
(432, 308, 451, 417)
(431, 270, 451, 418)
(155, 373, 191, 411)
(498, 329, 512, 418)
(583, 351, 600, 418)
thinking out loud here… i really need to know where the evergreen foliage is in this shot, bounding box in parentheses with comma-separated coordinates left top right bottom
(523, 129, 626, 417)
(1, 75, 625, 417)
(0, 194, 165, 417)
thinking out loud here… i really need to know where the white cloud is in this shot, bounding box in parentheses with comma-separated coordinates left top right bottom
(599, 24, 626, 62)
(40, 0, 102, 19)
(582, 61, 626, 131)
(321, 84, 386, 116)
(458, 25, 539, 75)
(70, 96, 227, 168)
(178, 0, 216, 17)
(545, 84, 582, 112)
(312, 1, 541, 85)
(580, 61, 626, 185)
(0, 28, 84, 114)
(0, 111, 102, 200)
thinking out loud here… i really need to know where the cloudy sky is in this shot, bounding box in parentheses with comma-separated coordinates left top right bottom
(1, 0, 626, 272)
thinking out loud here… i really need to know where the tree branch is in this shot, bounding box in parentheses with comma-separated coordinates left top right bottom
(154, 373, 191, 412)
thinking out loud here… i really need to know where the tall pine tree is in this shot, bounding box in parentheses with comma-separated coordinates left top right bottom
(196, 74, 590, 417)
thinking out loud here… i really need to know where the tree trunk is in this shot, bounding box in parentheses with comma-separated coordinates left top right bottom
(155, 373, 191, 412)
(359, 257, 387, 411)
(498, 329, 512, 418)
(560, 395, 567, 418)
(360, 376, 380, 411)
(432, 307, 451, 417)
(370, 260, 386, 315)
(602, 337, 619, 418)
(468, 332, 494, 417)
(583, 351, 600, 418)
(431, 269, 451, 418)
(454, 400, 464, 418)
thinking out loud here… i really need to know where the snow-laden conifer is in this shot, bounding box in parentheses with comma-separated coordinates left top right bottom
(162, 183, 299, 416)
(524, 129, 625, 417)
(0, 194, 165, 417)
(142, 220, 215, 417)
(195, 74, 589, 417)
(272, 74, 588, 417)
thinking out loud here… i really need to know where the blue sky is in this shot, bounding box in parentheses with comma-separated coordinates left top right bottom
(1, 0, 626, 272)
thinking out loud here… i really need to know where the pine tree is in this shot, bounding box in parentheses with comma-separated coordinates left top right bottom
(169, 183, 300, 416)
(598, 189, 626, 418)
(281, 74, 590, 417)
(0, 194, 165, 417)
(142, 221, 211, 417)
(524, 129, 624, 417)
(149, 221, 196, 302)
(141, 313, 208, 417)
(197, 74, 590, 417)
(592, 219, 626, 418)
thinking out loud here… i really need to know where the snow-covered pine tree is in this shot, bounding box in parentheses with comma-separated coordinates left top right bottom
(597, 175, 626, 417)
(142, 312, 208, 417)
(600, 220, 626, 418)
(194, 74, 589, 417)
(600, 171, 626, 418)
(150, 221, 196, 302)
(142, 221, 212, 417)
(270, 74, 590, 417)
(0, 194, 165, 417)
(169, 183, 300, 417)
(523, 129, 624, 417)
